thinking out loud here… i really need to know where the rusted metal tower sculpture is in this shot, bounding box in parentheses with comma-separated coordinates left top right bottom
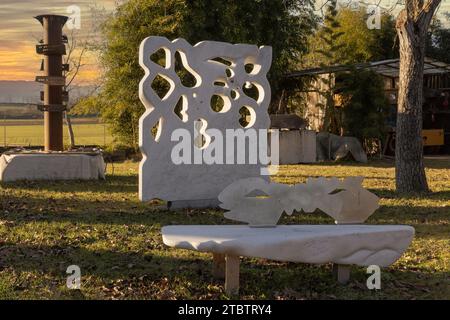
(35, 15, 68, 152)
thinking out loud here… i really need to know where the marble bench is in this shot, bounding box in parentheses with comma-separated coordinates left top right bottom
(162, 224, 415, 294)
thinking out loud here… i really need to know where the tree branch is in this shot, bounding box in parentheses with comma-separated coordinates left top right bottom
(417, 0, 442, 28)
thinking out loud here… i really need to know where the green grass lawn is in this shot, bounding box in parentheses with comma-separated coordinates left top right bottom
(0, 122, 113, 147)
(0, 159, 449, 300)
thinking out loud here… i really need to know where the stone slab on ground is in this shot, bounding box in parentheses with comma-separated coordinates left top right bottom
(0, 153, 106, 181)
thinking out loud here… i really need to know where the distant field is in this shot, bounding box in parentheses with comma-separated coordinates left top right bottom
(0, 118, 100, 126)
(0, 104, 41, 119)
(0, 121, 113, 147)
(0, 104, 112, 146)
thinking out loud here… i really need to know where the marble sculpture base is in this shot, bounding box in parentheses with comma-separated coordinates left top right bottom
(0, 153, 105, 182)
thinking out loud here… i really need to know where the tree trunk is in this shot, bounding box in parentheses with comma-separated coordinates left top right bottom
(277, 89, 286, 114)
(322, 74, 337, 134)
(394, 6, 437, 193)
(65, 112, 75, 149)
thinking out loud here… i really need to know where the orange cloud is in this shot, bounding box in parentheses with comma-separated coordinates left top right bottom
(0, 39, 102, 84)
(0, 43, 39, 81)
(0, 0, 115, 84)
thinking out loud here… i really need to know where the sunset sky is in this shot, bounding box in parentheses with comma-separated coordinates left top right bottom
(0, 0, 116, 84)
(1, 0, 449, 85)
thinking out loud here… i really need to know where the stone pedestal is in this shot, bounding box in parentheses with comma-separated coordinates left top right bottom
(0, 152, 105, 182)
(271, 129, 317, 164)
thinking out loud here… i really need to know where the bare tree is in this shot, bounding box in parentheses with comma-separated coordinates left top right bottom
(62, 3, 107, 149)
(63, 28, 89, 149)
(395, 0, 442, 193)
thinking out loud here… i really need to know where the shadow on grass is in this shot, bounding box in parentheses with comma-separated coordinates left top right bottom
(276, 174, 395, 181)
(0, 242, 208, 280)
(282, 158, 449, 170)
(0, 174, 138, 194)
(0, 242, 448, 299)
(281, 159, 395, 169)
(371, 188, 450, 201)
(0, 184, 450, 225)
(0, 192, 228, 226)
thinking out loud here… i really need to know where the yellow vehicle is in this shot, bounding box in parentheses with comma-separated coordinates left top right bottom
(422, 129, 444, 146)
(384, 128, 445, 155)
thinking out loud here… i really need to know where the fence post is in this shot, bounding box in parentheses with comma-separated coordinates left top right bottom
(3, 113, 6, 148)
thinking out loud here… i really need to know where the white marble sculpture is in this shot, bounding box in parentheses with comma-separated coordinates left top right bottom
(162, 225, 415, 267)
(163, 176, 413, 294)
(139, 36, 272, 203)
(162, 224, 414, 293)
(218, 177, 380, 226)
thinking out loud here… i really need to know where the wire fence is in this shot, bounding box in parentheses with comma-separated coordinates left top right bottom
(0, 117, 113, 148)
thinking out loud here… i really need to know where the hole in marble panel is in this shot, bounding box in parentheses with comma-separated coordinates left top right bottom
(151, 74, 172, 100)
(242, 82, 259, 102)
(245, 63, 255, 74)
(194, 118, 210, 149)
(239, 106, 256, 128)
(175, 51, 197, 88)
(150, 117, 163, 142)
(174, 95, 188, 122)
(231, 90, 239, 100)
(214, 81, 226, 87)
(210, 94, 231, 113)
(209, 57, 232, 66)
(150, 48, 167, 68)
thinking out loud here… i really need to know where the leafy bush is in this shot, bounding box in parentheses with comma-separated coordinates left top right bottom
(336, 69, 389, 142)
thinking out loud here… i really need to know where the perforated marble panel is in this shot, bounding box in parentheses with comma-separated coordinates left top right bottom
(139, 36, 272, 202)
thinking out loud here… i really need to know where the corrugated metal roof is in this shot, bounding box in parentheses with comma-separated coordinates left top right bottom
(286, 58, 450, 78)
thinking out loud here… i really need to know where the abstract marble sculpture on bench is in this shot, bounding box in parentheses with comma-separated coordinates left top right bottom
(139, 36, 272, 207)
(162, 177, 415, 294)
(219, 176, 380, 226)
